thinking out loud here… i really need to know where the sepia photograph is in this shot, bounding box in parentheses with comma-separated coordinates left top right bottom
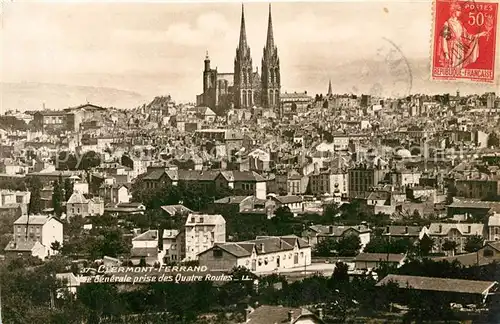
(0, 0, 500, 323)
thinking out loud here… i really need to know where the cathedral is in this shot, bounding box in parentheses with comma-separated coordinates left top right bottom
(196, 4, 281, 111)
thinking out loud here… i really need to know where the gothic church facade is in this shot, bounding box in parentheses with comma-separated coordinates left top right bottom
(197, 5, 281, 111)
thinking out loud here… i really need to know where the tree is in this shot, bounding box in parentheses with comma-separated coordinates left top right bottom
(417, 234, 434, 256)
(52, 179, 63, 217)
(464, 234, 484, 253)
(331, 262, 349, 282)
(121, 153, 134, 169)
(51, 241, 62, 253)
(27, 177, 43, 215)
(335, 235, 361, 257)
(442, 239, 458, 256)
(79, 151, 101, 170)
(63, 178, 73, 202)
(488, 131, 499, 148)
(314, 238, 337, 257)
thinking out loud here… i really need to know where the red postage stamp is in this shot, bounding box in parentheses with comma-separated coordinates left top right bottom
(432, 0, 498, 82)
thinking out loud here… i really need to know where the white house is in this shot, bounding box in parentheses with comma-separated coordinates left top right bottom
(198, 235, 311, 274)
(184, 214, 226, 261)
(5, 214, 63, 260)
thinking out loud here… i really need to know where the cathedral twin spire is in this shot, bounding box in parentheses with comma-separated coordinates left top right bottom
(234, 3, 279, 109)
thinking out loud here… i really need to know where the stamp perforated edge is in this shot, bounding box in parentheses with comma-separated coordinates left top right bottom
(430, 0, 500, 86)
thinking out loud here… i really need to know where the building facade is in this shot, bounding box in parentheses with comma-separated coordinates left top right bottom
(184, 213, 226, 261)
(197, 5, 280, 111)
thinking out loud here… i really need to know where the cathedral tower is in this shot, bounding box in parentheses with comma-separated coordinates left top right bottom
(234, 4, 255, 109)
(261, 4, 280, 109)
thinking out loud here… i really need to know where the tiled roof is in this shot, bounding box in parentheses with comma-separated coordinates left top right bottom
(448, 200, 500, 212)
(160, 204, 193, 215)
(219, 171, 266, 182)
(310, 225, 371, 236)
(4, 240, 39, 252)
(427, 223, 484, 236)
(246, 305, 321, 324)
(203, 235, 310, 258)
(376, 274, 497, 295)
(132, 230, 158, 242)
(142, 169, 166, 180)
(185, 213, 225, 226)
(488, 214, 500, 226)
(67, 191, 88, 204)
(162, 229, 179, 239)
(272, 195, 303, 204)
(214, 196, 252, 204)
(130, 247, 158, 258)
(383, 225, 423, 236)
(14, 215, 57, 225)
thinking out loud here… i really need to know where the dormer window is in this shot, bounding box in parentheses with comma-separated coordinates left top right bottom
(191, 217, 195, 223)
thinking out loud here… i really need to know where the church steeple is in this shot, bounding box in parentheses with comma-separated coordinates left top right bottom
(261, 3, 280, 109)
(238, 4, 248, 54)
(328, 79, 333, 96)
(266, 4, 275, 51)
(234, 3, 255, 109)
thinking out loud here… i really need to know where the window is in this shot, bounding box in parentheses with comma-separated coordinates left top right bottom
(213, 249, 223, 258)
(484, 249, 494, 257)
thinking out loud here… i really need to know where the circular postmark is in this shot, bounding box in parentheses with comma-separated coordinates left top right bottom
(353, 37, 413, 99)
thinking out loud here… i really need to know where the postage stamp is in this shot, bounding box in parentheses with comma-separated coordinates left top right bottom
(431, 0, 498, 83)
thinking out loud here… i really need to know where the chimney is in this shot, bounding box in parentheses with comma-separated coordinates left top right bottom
(405, 226, 408, 234)
(329, 226, 334, 234)
(260, 243, 265, 254)
(438, 224, 443, 233)
(468, 225, 471, 233)
(288, 311, 294, 323)
(386, 226, 389, 234)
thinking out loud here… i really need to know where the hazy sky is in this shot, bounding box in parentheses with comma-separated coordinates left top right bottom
(1, 0, 499, 106)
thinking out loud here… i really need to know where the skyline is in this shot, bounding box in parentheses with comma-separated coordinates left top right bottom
(1, 0, 500, 111)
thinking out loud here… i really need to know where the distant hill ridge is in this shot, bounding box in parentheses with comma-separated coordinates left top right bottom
(0, 82, 148, 112)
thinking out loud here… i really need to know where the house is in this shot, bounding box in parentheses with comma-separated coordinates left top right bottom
(198, 235, 311, 274)
(215, 171, 267, 199)
(241, 305, 325, 324)
(211, 196, 267, 215)
(160, 204, 193, 217)
(267, 194, 304, 213)
(487, 212, 500, 241)
(98, 183, 130, 205)
(161, 229, 182, 263)
(447, 199, 500, 220)
(66, 191, 104, 218)
(302, 224, 372, 250)
(193, 106, 216, 123)
(184, 213, 226, 261)
(4, 214, 63, 260)
(55, 272, 80, 298)
(376, 274, 497, 304)
(431, 241, 500, 267)
(423, 223, 485, 254)
(104, 202, 146, 217)
(382, 225, 425, 243)
(353, 253, 406, 271)
(308, 169, 349, 198)
(130, 229, 161, 265)
(275, 171, 309, 195)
